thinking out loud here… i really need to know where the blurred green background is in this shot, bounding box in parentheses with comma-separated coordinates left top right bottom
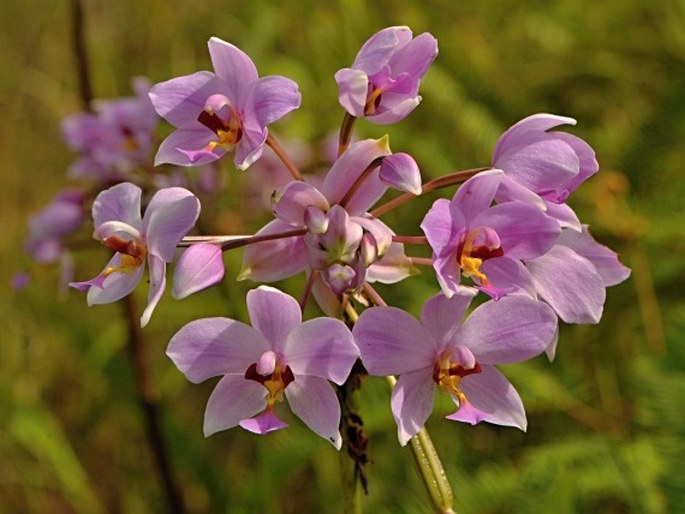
(2, 0, 684, 512)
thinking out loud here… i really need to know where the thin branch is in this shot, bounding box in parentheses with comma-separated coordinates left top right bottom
(70, 0, 93, 110)
(370, 167, 490, 218)
(266, 133, 304, 181)
(338, 112, 357, 156)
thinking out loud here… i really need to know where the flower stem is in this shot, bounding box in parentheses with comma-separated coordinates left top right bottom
(362, 284, 456, 513)
(338, 112, 357, 156)
(69, 0, 93, 109)
(122, 296, 186, 514)
(339, 157, 384, 208)
(370, 167, 491, 218)
(266, 133, 304, 181)
(392, 235, 428, 245)
(386, 377, 456, 514)
(409, 256, 434, 267)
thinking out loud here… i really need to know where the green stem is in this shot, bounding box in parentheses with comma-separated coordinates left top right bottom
(386, 376, 456, 514)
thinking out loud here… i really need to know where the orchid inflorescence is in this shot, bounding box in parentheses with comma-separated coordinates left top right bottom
(22, 25, 630, 507)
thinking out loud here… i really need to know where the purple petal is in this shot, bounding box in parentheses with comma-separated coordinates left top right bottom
(353, 306, 437, 375)
(167, 317, 270, 383)
(246, 286, 301, 352)
(144, 188, 200, 262)
(233, 123, 267, 171)
(283, 318, 358, 384)
(478, 201, 560, 259)
(558, 226, 630, 286)
(391, 368, 436, 446)
(554, 132, 599, 192)
(420, 198, 458, 258)
(433, 253, 462, 298)
(285, 375, 343, 449)
(243, 75, 301, 127)
(334, 68, 368, 117)
(450, 365, 526, 430)
(494, 135, 580, 194)
(86, 254, 144, 305)
(320, 138, 391, 215)
(352, 26, 412, 75)
(155, 129, 222, 167)
(310, 271, 342, 317)
(366, 242, 419, 284)
(239, 409, 288, 434)
(544, 201, 581, 231)
(273, 181, 329, 226)
(352, 215, 393, 256)
(92, 183, 143, 231)
(479, 257, 537, 299)
(526, 245, 606, 323)
(140, 255, 166, 328)
(366, 96, 421, 125)
(239, 219, 308, 282)
(204, 375, 266, 437)
(149, 71, 218, 128)
(207, 37, 258, 100)
(494, 175, 547, 208)
(172, 243, 225, 299)
(387, 31, 438, 79)
(457, 296, 558, 364)
(419, 290, 475, 350)
(379, 152, 422, 195)
(451, 169, 503, 226)
(493, 113, 576, 163)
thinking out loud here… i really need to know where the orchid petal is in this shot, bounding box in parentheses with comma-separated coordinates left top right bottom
(457, 296, 557, 364)
(544, 201, 582, 231)
(478, 201, 560, 259)
(246, 286, 302, 352)
(451, 169, 503, 226)
(526, 245, 606, 323)
(283, 318, 358, 384)
(285, 375, 343, 449)
(493, 113, 576, 163)
(366, 242, 419, 284)
(86, 253, 144, 305)
(207, 37, 258, 100)
(366, 96, 421, 125)
(353, 306, 437, 375)
(239, 219, 308, 282)
(452, 365, 527, 430)
(149, 71, 219, 128)
(234, 125, 267, 170)
(387, 32, 438, 80)
(155, 129, 222, 167)
(172, 243, 225, 299)
(421, 198, 459, 258)
(92, 182, 143, 231)
(140, 255, 167, 328)
(204, 375, 266, 437)
(334, 68, 368, 117)
(558, 226, 631, 287)
(167, 318, 270, 383)
(244, 75, 301, 127)
(378, 152, 422, 195)
(391, 367, 436, 446)
(352, 26, 412, 75)
(321, 138, 391, 215)
(239, 409, 288, 434)
(144, 188, 200, 262)
(273, 181, 329, 226)
(419, 290, 475, 351)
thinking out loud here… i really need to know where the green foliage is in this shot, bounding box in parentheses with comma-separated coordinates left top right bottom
(2, 0, 684, 512)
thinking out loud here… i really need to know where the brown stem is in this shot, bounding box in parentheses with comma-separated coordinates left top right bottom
(266, 134, 304, 181)
(409, 257, 434, 267)
(70, 2, 185, 511)
(339, 157, 384, 208)
(392, 235, 428, 245)
(70, 0, 93, 110)
(370, 167, 491, 218)
(122, 296, 186, 514)
(338, 112, 357, 156)
(299, 270, 318, 311)
(220, 228, 307, 251)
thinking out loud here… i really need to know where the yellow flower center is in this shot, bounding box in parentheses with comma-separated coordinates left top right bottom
(245, 358, 295, 408)
(102, 235, 147, 276)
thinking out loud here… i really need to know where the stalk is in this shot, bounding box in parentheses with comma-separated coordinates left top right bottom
(266, 133, 304, 181)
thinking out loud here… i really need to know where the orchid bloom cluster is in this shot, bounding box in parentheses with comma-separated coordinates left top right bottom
(28, 26, 630, 458)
